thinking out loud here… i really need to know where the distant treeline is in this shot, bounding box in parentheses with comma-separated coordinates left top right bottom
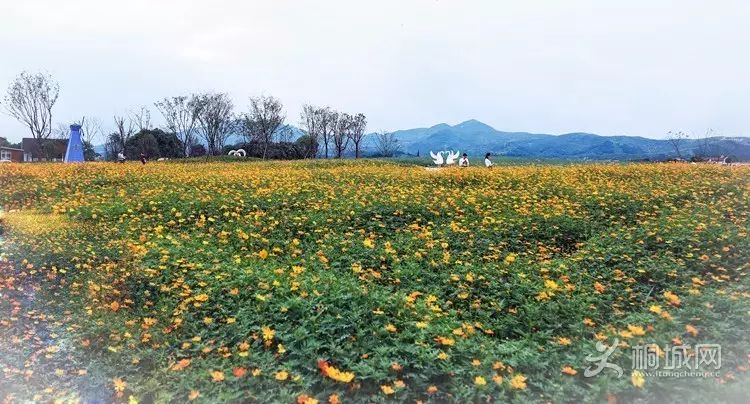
(2, 71, 402, 161)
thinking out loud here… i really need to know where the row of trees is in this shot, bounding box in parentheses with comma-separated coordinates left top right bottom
(299, 105, 368, 158)
(2, 71, 403, 160)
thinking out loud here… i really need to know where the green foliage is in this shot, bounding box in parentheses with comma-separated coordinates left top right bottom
(0, 161, 749, 402)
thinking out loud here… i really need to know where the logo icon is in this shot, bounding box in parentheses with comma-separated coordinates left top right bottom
(584, 338, 623, 377)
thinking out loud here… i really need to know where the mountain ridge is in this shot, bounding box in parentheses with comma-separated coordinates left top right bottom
(365, 120, 750, 160)
(94, 120, 750, 160)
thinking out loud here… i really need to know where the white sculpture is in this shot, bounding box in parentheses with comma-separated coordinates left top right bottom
(430, 150, 460, 166)
(444, 150, 460, 165)
(430, 151, 444, 166)
(228, 149, 247, 157)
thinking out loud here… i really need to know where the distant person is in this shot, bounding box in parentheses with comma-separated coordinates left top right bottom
(459, 153, 469, 167)
(484, 152, 494, 168)
(140, 153, 147, 165)
(117, 152, 126, 163)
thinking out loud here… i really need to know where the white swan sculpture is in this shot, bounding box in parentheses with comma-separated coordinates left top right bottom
(430, 150, 460, 166)
(444, 150, 460, 165)
(228, 149, 247, 157)
(430, 151, 444, 166)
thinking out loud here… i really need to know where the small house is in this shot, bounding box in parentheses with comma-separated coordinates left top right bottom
(0, 146, 24, 162)
(22, 138, 68, 162)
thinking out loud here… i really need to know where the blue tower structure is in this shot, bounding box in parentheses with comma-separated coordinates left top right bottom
(64, 124, 85, 163)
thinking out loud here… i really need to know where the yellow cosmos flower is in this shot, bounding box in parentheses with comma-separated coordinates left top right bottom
(275, 370, 289, 381)
(510, 374, 527, 389)
(210, 370, 225, 382)
(631, 370, 645, 387)
(113, 378, 127, 392)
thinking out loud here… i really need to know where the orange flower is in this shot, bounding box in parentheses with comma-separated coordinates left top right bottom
(594, 282, 606, 294)
(317, 359, 355, 383)
(113, 378, 127, 392)
(233, 367, 247, 378)
(664, 291, 681, 306)
(297, 394, 318, 404)
(435, 336, 455, 346)
(562, 366, 577, 375)
(171, 358, 191, 371)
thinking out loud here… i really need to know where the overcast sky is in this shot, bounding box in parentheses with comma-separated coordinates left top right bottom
(1, 0, 748, 142)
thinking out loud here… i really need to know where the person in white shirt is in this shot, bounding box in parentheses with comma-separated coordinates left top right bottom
(484, 152, 493, 168)
(459, 153, 469, 167)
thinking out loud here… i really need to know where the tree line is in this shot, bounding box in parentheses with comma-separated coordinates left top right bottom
(1, 71, 402, 160)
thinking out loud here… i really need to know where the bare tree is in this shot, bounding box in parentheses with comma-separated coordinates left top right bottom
(332, 112, 353, 158)
(244, 95, 284, 159)
(667, 130, 688, 159)
(2, 71, 59, 157)
(104, 135, 121, 160)
(129, 106, 151, 132)
(275, 125, 295, 143)
(112, 114, 135, 152)
(348, 113, 368, 158)
(299, 104, 320, 158)
(155, 96, 199, 157)
(76, 116, 103, 145)
(191, 92, 234, 156)
(694, 128, 715, 160)
(317, 107, 337, 159)
(334, 113, 346, 157)
(53, 122, 70, 139)
(374, 131, 400, 157)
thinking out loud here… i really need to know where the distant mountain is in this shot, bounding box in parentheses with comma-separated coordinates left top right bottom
(94, 120, 750, 161)
(363, 120, 750, 160)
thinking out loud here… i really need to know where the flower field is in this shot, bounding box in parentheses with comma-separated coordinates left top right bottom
(1, 160, 749, 403)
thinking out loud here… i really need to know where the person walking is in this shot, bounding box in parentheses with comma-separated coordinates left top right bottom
(484, 152, 494, 168)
